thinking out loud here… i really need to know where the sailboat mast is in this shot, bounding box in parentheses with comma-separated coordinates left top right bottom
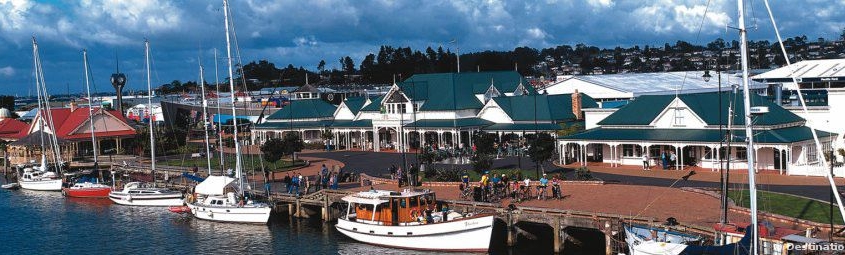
(214, 49, 225, 170)
(145, 40, 157, 183)
(736, 0, 759, 253)
(223, 0, 244, 193)
(199, 61, 212, 175)
(32, 38, 47, 167)
(83, 50, 98, 164)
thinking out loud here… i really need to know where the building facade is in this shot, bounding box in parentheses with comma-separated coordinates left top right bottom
(253, 71, 597, 152)
(557, 91, 839, 176)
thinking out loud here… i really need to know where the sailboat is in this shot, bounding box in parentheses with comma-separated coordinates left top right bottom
(19, 37, 63, 192)
(184, 0, 272, 224)
(108, 40, 183, 206)
(63, 49, 112, 198)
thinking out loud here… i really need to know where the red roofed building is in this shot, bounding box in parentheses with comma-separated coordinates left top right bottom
(0, 118, 28, 141)
(12, 104, 137, 164)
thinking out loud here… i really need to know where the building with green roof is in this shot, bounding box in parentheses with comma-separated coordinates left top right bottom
(557, 90, 837, 176)
(253, 71, 597, 152)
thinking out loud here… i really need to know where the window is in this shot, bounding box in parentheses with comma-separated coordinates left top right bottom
(703, 147, 713, 160)
(622, 144, 642, 157)
(649, 146, 661, 159)
(673, 108, 685, 126)
(807, 145, 818, 163)
(735, 147, 748, 160)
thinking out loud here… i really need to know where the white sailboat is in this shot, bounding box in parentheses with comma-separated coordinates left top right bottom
(108, 40, 183, 206)
(19, 37, 63, 192)
(185, 0, 271, 224)
(625, 1, 845, 254)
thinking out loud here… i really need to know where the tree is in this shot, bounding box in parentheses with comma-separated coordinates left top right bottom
(0, 95, 15, 111)
(281, 132, 303, 158)
(470, 132, 497, 174)
(261, 138, 285, 164)
(317, 60, 326, 74)
(527, 133, 556, 176)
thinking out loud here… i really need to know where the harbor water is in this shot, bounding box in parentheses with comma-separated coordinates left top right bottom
(0, 177, 559, 254)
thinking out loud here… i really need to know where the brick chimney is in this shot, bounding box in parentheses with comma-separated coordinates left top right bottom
(571, 89, 582, 120)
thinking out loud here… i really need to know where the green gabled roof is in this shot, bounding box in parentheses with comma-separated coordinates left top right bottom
(396, 71, 536, 112)
(597, 91, 804, 126)
(560, 126, 835, 144)
(359, 95, 385, 112)
(491, 93, 598, 122)
(403, 118, 493, 128)
(254, 120, 334, 129)
(483, 123, 562, 131)
(342, 97, 367, 115)
(265, 99, 337, 120)
(331, 119, 372, 128)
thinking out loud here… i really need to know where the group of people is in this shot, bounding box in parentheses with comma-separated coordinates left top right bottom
(463, 171, 563, 202)
(494, 141, 528, 158)
(282, 165, 341, 196)
(641, 151, 679, 170)
(389, 164, 421, 187)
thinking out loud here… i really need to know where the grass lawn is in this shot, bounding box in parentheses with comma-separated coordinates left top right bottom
(159, 157, 305, 172)
(728, 189, 843, 225)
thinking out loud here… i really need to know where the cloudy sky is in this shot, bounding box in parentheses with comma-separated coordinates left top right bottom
(1, 0, 843, 96)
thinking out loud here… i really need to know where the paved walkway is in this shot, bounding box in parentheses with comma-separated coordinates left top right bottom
(347, 182, 749, 228)
(302, 151, 843, 201)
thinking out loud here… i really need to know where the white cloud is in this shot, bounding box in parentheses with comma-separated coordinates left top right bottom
(587, 0, 614, 9)
(0, 66, 14, 77)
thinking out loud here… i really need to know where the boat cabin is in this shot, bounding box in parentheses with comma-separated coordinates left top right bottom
(343, 189, 441, 226)
(715, 222, 819, 255)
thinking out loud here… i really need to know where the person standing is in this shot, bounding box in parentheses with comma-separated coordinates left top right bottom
(284, 172, 292, 194)
(669, 151, 677, 169)
(642, 153, 650, 170)
(661, 151, 669, 170)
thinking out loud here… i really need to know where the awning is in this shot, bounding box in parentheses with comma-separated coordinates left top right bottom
(781, 234, 824, 244)
(194, 176, 236, 196)
(403, 118, 493, 128)
(341, 193, 389, 205)
(483, 123, 562, 131)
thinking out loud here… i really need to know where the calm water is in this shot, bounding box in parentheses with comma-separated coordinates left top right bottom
(0, 176, 558, 255)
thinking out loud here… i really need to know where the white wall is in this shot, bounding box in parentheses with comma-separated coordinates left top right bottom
(583, 109, 616, 129)
(478, 101, 513, 124)
(334, 103, 356, 120)
(545, 78, 632, 100)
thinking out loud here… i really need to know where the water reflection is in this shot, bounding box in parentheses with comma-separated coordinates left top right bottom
(336, 241, 482, 255)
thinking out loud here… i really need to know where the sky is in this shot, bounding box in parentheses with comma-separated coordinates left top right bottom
(1, 0, 843, 96)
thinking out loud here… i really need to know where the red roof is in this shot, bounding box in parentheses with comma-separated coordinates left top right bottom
(32, 107, 136, 141)
(0, 118, 28, 139)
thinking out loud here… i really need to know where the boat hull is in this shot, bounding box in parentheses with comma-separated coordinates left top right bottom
(63, 187, 112, 198)
(335, 214, 494, 252)
(19, 179, 62, 191)
(187, 203, 272, 224)
(109, 193, 184, 207)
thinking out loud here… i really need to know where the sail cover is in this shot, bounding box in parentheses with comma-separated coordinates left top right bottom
(194, 176, 236, 196)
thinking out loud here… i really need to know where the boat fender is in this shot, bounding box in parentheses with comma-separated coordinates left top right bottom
(124, 195, 132, 201)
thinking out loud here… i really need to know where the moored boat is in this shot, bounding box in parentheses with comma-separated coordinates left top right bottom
(335, 189, 494, 252)
(108, 182, 184, 207)
(185, 176, 272, 224)
(19, 167, 62, 191)
(63, 181, 111, 198)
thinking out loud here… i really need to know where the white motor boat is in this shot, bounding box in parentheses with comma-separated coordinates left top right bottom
(335, 189, 495, 252)
(185, 176, 272, 224)
(18, 167, 63, 191)
(108, 182, 184, 206)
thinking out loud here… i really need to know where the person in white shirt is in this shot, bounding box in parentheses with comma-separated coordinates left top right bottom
(642, 154, 650, 170)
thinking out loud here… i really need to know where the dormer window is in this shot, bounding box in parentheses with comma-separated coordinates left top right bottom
(513, 82, 529, 96)
(484, 83, 501, 103)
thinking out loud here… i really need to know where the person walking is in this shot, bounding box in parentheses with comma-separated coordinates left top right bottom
(661, 151, 669, 170)
(642, 153, 650, 170)
(669, 151, 678, 170)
